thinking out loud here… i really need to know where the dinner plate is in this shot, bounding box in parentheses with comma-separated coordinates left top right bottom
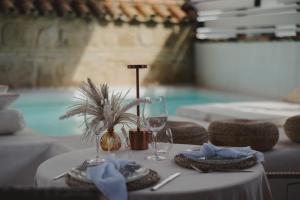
(120, 164, 150, 183)
(67, 164, 150, 183)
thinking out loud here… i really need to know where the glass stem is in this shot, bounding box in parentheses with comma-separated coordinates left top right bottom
(96, 134, 100, 160)
(153, 131, 158, 157)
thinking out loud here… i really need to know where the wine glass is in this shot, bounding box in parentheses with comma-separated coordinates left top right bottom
(84, 104, 105, 165)
(142, 96, 168, 161)
(88, 128, 105, 165)
(149, 128, 173, 156)
(156, 128, 173, 155)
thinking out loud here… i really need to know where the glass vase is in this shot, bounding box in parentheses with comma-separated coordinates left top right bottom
(100, 128, 122, 151)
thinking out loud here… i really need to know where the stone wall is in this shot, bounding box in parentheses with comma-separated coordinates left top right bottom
(0, 16, 194, 88)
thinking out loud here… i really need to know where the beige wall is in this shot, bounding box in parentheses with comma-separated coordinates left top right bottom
(0, 16, 194, 88)
(195, 41, 300, 99)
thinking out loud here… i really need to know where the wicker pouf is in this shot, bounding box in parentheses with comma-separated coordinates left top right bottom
(208, 119, 279, 151)
(164, 121, 208, 145)
(284, 115, 300, 143)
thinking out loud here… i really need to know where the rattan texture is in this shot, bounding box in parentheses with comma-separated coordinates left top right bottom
(208, 119, 279, 151)
(163, 121, 208, 145)
(174, 154, 257, 171)
(284, 115, 300, 143)
(65, 169, 160, 191)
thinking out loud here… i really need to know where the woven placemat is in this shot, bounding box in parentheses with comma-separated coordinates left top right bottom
(174, 154, 257, 172)
(65, 169, 160, 191)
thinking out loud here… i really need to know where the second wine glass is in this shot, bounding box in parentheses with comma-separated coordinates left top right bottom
(142, 96, 168, 161)
(156, 128, 173, 155)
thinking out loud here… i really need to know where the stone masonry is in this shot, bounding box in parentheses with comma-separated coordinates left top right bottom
(0, 16, 194, 88)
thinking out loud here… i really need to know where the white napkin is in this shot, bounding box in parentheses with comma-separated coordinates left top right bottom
(86, 155, 135, 200)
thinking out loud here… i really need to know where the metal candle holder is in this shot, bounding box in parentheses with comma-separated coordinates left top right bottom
(127, 64, 149, 150)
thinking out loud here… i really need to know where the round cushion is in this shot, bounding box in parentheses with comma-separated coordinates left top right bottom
(284, 115, 300, 143)
(208, 119, 279, 151)
(165, 121, 208, 145)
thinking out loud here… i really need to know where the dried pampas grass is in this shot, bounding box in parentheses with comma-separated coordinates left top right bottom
(60, 78, 148, 140)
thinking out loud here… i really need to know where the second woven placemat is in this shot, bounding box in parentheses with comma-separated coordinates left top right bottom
(174, 154, 257, 172)
(65, 169, 160, 191)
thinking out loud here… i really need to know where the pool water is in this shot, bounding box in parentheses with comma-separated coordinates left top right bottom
(12, 87, 246, 136)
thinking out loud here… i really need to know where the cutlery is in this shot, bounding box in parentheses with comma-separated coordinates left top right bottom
(190, 164, 253, 173)
(53, 170, 74, 180)
(53, 160, 100, 180)
(53, 167, 87, 180)
(151, 172, 181, 191)
(190, 164, 209, 173)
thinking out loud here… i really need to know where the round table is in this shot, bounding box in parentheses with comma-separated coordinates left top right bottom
(35, 144, 272, 200)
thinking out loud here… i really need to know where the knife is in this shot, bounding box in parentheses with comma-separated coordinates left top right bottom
(53, 171, 70, 180)
(151, 172, 181, 191)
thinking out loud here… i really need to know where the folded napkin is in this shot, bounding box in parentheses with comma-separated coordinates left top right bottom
(0, 109, 25, 134)
(181, 143, 264, 162)
(86, 155, 134, 200)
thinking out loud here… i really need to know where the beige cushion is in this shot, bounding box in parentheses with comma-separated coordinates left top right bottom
(284, 115, 300, 143)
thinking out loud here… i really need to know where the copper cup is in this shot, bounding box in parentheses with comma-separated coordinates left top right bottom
(129, 129, 150, 150)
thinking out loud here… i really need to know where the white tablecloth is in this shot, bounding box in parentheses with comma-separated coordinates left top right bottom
(0, 129, 69, 186)
(36, 144, 272, 200)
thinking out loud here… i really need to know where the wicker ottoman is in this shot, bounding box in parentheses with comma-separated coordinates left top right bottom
(284, 115, 300, 143)
(165, 121, 208, 145)
(208, 119, 279, 151)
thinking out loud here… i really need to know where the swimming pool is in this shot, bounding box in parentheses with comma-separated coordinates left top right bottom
(12, 87, 250, 136)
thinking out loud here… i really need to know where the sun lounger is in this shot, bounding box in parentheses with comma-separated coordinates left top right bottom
(177, 101, 300, 126)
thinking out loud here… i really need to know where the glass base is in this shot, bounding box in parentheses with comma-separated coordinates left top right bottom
(146, 154, 166, 161)
(157, 149, 167, 154)
(87, 158, 105, 166)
